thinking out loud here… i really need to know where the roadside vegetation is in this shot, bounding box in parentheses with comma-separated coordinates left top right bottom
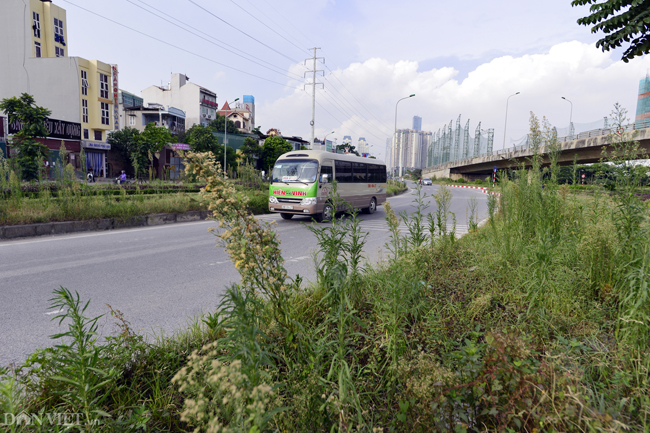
(2, 109, 649, 431)
(0, 155, 272, 225)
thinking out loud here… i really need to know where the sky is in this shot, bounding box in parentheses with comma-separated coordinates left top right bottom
(59, 0, 650, 161)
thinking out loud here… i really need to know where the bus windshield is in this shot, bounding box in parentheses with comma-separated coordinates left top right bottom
(272, 159, 319, 183)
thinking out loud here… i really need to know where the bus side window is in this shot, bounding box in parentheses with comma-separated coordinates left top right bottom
(320, 164, 332, 183)
(353, 163, 367, 183)
(368, 164, 378, 182)
(335, 161, 352, 183)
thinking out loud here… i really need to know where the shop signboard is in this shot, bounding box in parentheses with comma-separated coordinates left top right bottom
(112, 65, 119, 130)
(171, 143, 190, 151)
(9, 117, 81, 140)
(82, 141, 111, 150)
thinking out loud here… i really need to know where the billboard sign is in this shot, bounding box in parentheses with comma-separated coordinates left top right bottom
(9, 117, 81, 140)
(112, 65, 119, 130)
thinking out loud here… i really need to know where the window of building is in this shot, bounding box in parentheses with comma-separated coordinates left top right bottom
(101, 102, 109, 125)
(94, 130, 102, 141)
(32, 12, 40, 38)
(81, 70, 88, 96)
(83, 129, 89, 140)
(129, 115, 136, 126)
(34, 41, 41, 58)
(55, 46, 64, 57)
(54, 18, 64, 36)
(82, 99, 88, 123)
(99, 73, 108, 99)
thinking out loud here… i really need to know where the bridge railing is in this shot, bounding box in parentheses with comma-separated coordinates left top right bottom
(426, 121, 650, 170)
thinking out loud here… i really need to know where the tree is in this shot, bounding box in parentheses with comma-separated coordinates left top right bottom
(260, 136, 292, 172)
(209, 114, 239, 133)
(138, 123, 172, 179)
(107, 127, 140, 175)
(140, 122, 172, 153)
(239, 137, 261, 165)
(184, 124, 220, 153)
(572, 0, 650, 62)
(0, 93, 50, 181)
(336, 143, 361, 156)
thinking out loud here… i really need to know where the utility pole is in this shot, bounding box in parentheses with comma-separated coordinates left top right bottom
(304, 48, 324, 149)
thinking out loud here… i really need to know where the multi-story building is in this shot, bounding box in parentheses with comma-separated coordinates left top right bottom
(0, 0, 117, 177)
(392, 129, 432, 173)
(413, 115, 422, 131)
(636, 75, 650, 127)
(358, 137, 368, 155)
(218, 95, 256, 134)
(118, 90, 186, 135)
(142, 73, 217, 129)
(385, 137, 392, 169)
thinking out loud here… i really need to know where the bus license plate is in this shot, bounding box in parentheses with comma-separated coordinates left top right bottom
(281, 205, 294, 210)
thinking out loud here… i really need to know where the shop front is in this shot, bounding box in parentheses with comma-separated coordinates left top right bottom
(8, 117, 82, 178)
(158, 143, 189, 180)
(82, 141, 111, 178)
(0, 116, 6, 158)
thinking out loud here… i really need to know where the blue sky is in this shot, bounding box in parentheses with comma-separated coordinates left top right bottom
(60, 0, 650, 159)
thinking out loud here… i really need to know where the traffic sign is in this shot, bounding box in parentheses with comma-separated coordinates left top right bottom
(493, 166, 497, 173)
(581, 174, 586, 179)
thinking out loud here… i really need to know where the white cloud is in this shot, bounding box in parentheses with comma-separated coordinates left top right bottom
(259, 41, 650, 160)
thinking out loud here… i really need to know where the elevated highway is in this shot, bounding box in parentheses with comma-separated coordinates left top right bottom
(422, 127, 650, 181)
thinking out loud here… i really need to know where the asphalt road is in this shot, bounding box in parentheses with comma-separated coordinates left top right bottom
(0, 181, 490, 367)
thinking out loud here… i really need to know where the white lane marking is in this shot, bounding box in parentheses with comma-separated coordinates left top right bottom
(45, 309, 62, 316)
(0, 220, 215, 247)
(287, 256, 309, 263)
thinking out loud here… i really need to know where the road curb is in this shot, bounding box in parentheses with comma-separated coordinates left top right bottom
(444, 184, 487, 190)
(0, 210, 212, 241)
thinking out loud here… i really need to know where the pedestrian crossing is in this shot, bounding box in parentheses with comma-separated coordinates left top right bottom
(255, 213, 471, 237)
(358, 219, 470, 237)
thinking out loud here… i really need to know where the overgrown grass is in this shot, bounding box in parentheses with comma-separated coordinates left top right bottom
(387, 179, 407, 196)
(2, 133, 650, 431)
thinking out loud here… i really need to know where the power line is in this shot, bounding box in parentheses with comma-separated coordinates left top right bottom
(323, 62, 392, 132)
(317, 89, 388, 143)
(320, 75, 394, 136)
(59, 0, 302, 90)
(129, 0, 304, 80)
(186, 0, 302, 65)
(227, 0, 309, 55)
(253, 0, 317, 49)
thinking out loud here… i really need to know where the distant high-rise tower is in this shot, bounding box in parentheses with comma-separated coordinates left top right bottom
(636, 75, 650, 127)
(358, 137, 367, 154)
(412, 115, 422, 131)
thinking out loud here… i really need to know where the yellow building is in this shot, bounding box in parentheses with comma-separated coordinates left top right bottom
(28, 0, 68, 59)
(77, 58, 116, 144)
(1, 0, 117, 177)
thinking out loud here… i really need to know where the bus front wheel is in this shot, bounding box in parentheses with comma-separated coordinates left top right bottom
(318, 203, 334, 223)
(280, 213, 294, 220)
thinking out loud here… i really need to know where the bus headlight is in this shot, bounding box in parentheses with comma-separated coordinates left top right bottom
(301, 197, 317, 206)
(269, 196, 278, 204)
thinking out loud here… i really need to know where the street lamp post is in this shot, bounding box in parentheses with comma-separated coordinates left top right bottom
(223, 97, 239, 176)
(502, 92, 520, 151)
(561, 96, 573, 139)
(395, 94, 415, 178)
(323, 130, 334, 153)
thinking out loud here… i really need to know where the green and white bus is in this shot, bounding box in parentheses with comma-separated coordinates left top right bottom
(268, 150, 387, 222)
